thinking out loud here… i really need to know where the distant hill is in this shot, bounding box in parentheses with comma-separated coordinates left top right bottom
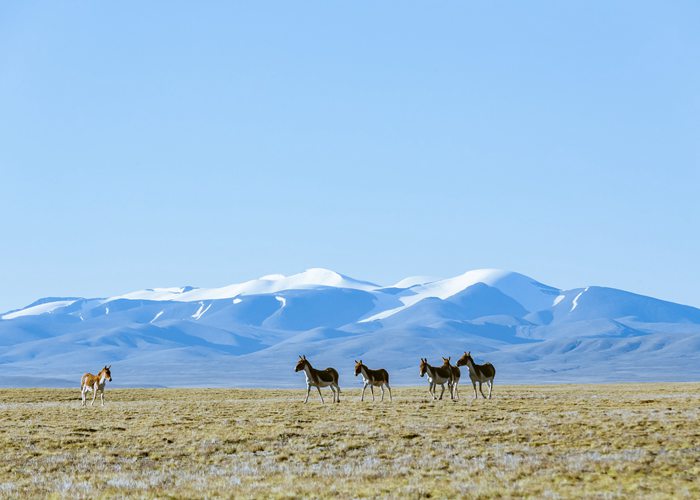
(1, 268, 699, 387)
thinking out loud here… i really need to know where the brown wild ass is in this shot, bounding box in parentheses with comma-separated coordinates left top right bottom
(80, 365, 112, 407)
(354, 360, 392, 402)
(419, 358, 453, 400)
(457, 351, 496, 399)
(442, 356, 461, 400)
(295, 355, 341, 403)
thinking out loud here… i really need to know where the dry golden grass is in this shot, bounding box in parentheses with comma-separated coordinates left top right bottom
(0, 383, 698, 498)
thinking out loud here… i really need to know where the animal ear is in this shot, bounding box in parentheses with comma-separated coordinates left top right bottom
(302, 355, 306, 360)
(354, 360, 358, 363)
(107, 365, 111, 369)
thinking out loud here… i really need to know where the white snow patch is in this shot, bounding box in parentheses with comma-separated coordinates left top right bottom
(191, 303, 211, 320)
(275, 296, 287, 307)
(105, 307, 110, 315)
(571, 287, 590, 312)
(2, 300, 76, 320)
(553, 294, 566, 306)
(150, 311, 164, 323)
(232, 298, 243, 304)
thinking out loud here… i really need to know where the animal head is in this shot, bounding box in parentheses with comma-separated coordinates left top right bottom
(354, 360, 364, 376)
(102, 365, 112, 381)
(419, 358, 428, 377)
(442, 356, 451, 366)
(295, 355, 308, 372)
(456, 351, 472, 367)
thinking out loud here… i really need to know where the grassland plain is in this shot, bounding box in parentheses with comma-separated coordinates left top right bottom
(0, 383, 698, 499)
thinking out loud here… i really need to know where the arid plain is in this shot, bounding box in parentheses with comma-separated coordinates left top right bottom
(0, 383, 698, 498)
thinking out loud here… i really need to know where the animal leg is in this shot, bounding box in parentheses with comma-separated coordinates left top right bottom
(439, 384, 445, 400)
(316, 386, 325, 404)
(100, 391, 105, 407)
(429, 382, 436, 400)
(380, 385, 385, 402)
(386, 383, 392, 402)
(488, 380, 493, 399)
(81, 387, 86, 407)
(361, 383, 368, 402)
(472, 381, 478, 399)
(479, 382, 487, 399)
(453, 381, 459, 401)
(370, 385, 375, 402)
(304, 385, 311, 403)
(91, 384, 98, 406)
(335, 384, 341, 403)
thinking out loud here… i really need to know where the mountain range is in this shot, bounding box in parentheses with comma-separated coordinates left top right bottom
(2, 268, 699, 388)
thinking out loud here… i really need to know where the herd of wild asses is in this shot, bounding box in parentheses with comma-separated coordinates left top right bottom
(295, 352, 496, 404)
(79, 353, 496, 406)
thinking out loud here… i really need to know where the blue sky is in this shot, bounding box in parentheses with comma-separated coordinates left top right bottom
(1, 1, 698, 313)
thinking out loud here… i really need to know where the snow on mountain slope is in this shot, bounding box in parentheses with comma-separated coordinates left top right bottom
(2, 299, 77, 320)
(363, 269, 559, 322)
(549, 286, 700, 324)
(1, 268, 699, 387)
(388, 276, 441, 289)
(111, 268, 378, 303)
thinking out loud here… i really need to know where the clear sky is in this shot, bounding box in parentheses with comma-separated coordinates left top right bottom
(1, 1, 698, 313)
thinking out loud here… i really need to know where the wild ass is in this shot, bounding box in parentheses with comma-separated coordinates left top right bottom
(419, 358, 453, 400)
(354, 360, 392, 402)
(457, 351, 496, 399)
(81, 365, 112, 407)
(442, 356, 461, 400)
(294, 355, 341, 403)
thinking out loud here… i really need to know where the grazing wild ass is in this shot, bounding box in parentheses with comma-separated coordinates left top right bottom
(457, 351, 496, 399)
(354, 360, 392, 402)
(442, 356, 461, 400)
(81, 365, 112, 407)
(419, 358, 453, 400)
(294, 355, 341, 403)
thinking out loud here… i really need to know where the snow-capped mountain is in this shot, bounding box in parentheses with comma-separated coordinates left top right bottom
(1, 268, 699, 388)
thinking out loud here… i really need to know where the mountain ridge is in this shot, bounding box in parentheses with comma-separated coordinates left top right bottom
(1, 268, 699, 387)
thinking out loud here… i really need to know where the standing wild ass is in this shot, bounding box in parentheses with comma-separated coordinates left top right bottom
(354, 360, 392, 402)
(81, 365, 112, 407)
(419, 358, 453, 400)
(442, 356, 461, 400)
(457, 351, 496, 399)
(295, 355, 341, 403)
